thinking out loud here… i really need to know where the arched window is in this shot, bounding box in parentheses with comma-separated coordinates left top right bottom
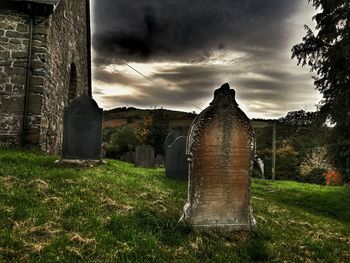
(68, 63, 77, 104)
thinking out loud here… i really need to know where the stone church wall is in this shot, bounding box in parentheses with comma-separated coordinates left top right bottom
(39, 0, 89, 154)
(0, 0, 89, 154)
(0, 10, 30, 145)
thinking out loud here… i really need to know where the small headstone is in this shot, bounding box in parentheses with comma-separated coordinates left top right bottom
(253, 156, 264, 178)
(125, 151, 135, 164)
(166, 136, 188, 180)
(164, 130, 181, 158)
(180, 83, 257, 232)
(62, 95, 103, 161)
(135, 145, 155, 168)
(155, 154, 165, 167)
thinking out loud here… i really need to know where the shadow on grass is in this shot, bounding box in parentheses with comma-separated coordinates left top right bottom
(106, 207, 271, 262)
(254, 180, 350, 224)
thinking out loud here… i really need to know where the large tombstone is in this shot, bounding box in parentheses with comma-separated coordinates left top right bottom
(62, 95, 103, 160)
(166, 136, 188, 180)
(164, 130, 181, 159)
(180, 83, 256, 232)
(135, 145, 155, 168)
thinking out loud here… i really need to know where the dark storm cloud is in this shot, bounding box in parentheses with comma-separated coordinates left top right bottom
(91, 0, 320, 118)
(93, 67, 133, 85)
(97, 61, 316, 113)
(151, 65, 220, 83)
(92, 0, 299, 64)
(106, 74, 214, 105)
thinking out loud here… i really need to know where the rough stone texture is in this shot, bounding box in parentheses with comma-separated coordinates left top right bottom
(181, 83, 257, 232)
(135, 145, 155, 168)
(0, 11, 28, 145)
(155, 154, 164, 167)
(61, 95, 102, 160)
(166, 136, 188, 180)
(0, 0, 89, 154)
(164, 130, 181, 159)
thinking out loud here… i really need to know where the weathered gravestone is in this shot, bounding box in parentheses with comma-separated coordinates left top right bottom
(180, 83, 257, 232)
(166, 136, 188, 180)
(62, 95, 103, 161)
(155, 154, 165, 167)
(124, 151, 135, 164)
(135, 145, 155, 168)
(164, 130, 181, 159)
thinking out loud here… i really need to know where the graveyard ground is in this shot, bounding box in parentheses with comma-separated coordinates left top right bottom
(0, 149, 349, 262)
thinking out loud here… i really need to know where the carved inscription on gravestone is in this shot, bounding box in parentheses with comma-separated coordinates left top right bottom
(62, 95, 103, 160)
(181, 83, 256, 231)
(166, 136, 188, 180)
(135, 145, 155, 168)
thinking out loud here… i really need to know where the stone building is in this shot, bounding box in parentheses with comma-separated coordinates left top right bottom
(0, 0, 91, 154)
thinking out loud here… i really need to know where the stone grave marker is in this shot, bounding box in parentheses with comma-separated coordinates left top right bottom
(253, 156, 264, 178)
(180, 83, 257, 232)
(62, 95, 103, 161)
(125, 151, 135, 164)
(166, 136, 188, 180)
(135, 145, 155, 168)
(164, 130, 181, 159)
(155, 154, 165, 167)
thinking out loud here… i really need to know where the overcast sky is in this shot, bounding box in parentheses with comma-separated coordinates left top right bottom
(90, 0, 321, 119)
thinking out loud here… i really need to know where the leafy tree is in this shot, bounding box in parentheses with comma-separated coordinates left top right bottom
(135, 116, 153, 144)
(292, 0, 350, 182)
(136, 109, 170, 155)
(278, 110, 317, 128)
(300, 147, 329, 184)
(104, 126, 139, 159)
(276, 141, 300, 181)
(147, 109, 170, 155)
(255, 111, 330, 181)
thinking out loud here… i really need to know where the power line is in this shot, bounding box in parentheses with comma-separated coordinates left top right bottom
(63, 16, 204, 111)
(115, 59, 204, 111)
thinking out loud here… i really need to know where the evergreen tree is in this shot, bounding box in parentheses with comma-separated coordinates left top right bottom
(292, 0, 350, 182)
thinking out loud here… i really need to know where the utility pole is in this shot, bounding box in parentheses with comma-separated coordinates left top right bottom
(272, 122, 276, 180)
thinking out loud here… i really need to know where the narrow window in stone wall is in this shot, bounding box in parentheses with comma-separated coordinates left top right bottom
(68, 63, 78, 104)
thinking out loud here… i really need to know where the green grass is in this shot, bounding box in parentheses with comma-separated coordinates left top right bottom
(0, 148, 349, 262)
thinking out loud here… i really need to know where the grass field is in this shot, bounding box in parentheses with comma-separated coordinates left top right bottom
(0, 148, 349, 262)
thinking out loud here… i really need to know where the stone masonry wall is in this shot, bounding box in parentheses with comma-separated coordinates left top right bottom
(0, 0, 89, 154)
(40, 0, 89, 154)
(0, 10, 29, 145)
(26, 16, 50, 149)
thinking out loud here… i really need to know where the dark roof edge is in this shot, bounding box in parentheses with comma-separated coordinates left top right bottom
(0, 0, 60, 15)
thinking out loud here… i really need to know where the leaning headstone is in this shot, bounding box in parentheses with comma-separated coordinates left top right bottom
(125, 151, 135, 164)
(180, 83, 257, 232)
(164, 130, 181, 158)
(135, 145, 155, 168)
(166, 136, 188, 180)
(62, 95, 103, 161)
(155, 154, 165, 167)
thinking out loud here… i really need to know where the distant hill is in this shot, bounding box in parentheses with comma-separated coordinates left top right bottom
(103, 107, 274, 131)
(103, 107, 197, 132)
